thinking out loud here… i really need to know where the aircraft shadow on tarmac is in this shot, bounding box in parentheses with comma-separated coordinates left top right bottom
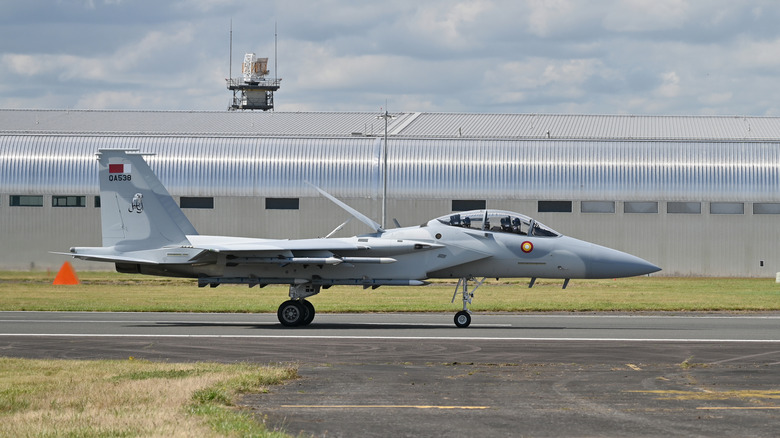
(131, 320, 697, 332)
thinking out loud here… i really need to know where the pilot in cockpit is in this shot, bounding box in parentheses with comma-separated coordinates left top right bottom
(500, 216, 512, 232)
(512, 217, 525, 235)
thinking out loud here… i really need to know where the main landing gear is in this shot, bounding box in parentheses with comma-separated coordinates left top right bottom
(277, 299, 315, 327)
(277, 283, 321, 327)
(451, 277, 487, 328)
(277, 279, 490, 328)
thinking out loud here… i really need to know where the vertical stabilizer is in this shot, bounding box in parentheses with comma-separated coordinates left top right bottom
(97, 149, 197, 249)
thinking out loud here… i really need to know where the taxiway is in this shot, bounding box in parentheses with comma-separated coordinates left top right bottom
(1, 311, 778, 437)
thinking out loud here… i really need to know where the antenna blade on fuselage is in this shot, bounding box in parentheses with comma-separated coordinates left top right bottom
(325, 218, 351, 238)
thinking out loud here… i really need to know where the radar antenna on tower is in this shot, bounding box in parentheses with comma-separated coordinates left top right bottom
(226, 25, 281, 111)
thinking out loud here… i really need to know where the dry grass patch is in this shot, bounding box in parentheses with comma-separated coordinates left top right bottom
(0, 357, 297, 437)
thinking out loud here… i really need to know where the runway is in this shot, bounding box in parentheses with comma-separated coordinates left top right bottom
(1, 311, 778, 341)
(2, 311, 779, 437)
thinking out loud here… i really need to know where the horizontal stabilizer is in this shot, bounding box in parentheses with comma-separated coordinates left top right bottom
(51, 251, 160, 265)
(54, 246, 210, 266)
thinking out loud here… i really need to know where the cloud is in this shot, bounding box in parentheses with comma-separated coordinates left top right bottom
(76, 90, 156, 109)
(526, 0, 579, 37)
(2, 53, 107, 81)
(408, 0, 493, 48)
(602, 0, 690, 33)
(698, 92, 732, 106)
(2, 25, 195, 83)
(482, 57, 622, 110)
(3, 0, 780, 115)
(656, 71, 681, 98)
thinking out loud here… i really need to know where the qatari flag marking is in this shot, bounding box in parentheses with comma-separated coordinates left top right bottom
(109, 164, 131, 174)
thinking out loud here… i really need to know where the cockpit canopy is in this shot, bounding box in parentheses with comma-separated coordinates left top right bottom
(435, 210, 560, 237)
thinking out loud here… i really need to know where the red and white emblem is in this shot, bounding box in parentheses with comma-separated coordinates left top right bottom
(521, 241, 534, 253)
(109, 163, 131, 174)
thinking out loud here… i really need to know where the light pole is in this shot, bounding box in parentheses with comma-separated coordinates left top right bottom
(376, 108, 395, 230)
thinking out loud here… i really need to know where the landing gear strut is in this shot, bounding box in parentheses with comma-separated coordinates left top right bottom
(451, 277, 486, 328)
(277, 283, 320, 327)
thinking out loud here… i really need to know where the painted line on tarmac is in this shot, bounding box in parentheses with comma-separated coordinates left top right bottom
(281, 404, 489, 410)
(0, 333, 779, 343)
(707, 350, 780, 364)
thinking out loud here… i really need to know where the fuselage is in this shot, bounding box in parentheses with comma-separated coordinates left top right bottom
(114, 210, 660, 284)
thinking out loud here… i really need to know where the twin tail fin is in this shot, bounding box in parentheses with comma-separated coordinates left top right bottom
(96, 149, 197, 250)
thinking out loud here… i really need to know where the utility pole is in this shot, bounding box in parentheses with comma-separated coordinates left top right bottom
(376, 107, 395, 229)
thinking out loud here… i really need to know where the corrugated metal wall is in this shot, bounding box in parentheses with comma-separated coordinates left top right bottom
(0, 135, 383, 198)
(397, 137, 780, 203)
(4, 135, 780, 202)
(144, 137, 383, 198)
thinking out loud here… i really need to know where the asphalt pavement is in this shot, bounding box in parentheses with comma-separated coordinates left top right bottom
(1, 311, 779, 437)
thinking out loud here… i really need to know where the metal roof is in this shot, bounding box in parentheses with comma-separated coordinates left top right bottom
(396, 113, 780, 140)
(0, 109, 413, 138)
(4, 109, 780, 140)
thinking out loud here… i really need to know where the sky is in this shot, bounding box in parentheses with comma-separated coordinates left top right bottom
(2, 0, 780, 115)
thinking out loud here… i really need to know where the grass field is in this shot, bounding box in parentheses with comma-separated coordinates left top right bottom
(1, 271, 779, 312)
(0, 357, 297, 437)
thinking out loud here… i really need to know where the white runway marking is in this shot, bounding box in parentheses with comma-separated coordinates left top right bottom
(1, 333, 779, 343)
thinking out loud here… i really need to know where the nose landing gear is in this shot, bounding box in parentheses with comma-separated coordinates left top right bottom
(451, 277, 487, 328)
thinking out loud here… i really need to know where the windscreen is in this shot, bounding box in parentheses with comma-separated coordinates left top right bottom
(438, 210, 560, 237)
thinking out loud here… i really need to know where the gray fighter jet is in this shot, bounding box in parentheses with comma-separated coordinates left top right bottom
(61, 149, 660, 327)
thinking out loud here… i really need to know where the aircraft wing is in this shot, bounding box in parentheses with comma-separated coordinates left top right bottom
(62, 236, 444, 267)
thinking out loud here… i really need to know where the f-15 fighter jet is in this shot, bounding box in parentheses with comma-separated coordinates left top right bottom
(61, 149, 660, 327)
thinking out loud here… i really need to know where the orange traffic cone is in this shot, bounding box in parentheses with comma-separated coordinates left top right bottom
(53, 261, 80, 285)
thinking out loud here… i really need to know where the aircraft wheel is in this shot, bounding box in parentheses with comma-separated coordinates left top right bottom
(278, 300, 305, 327)
(454, 311, 471, 328)
(301, 300, 316, 326)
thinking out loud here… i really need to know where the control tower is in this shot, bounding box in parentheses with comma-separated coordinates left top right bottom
(226, 53, 281, 111)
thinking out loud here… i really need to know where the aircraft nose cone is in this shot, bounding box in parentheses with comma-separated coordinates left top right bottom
(586, 245, 661, 278)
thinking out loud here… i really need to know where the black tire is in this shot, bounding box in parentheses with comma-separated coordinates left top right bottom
(301, 300, 316, 326)
(278, 300, 305, 327)
(454, 311, 471, 328)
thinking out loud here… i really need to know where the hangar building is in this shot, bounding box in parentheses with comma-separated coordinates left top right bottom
(2, 109, 780, 277)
